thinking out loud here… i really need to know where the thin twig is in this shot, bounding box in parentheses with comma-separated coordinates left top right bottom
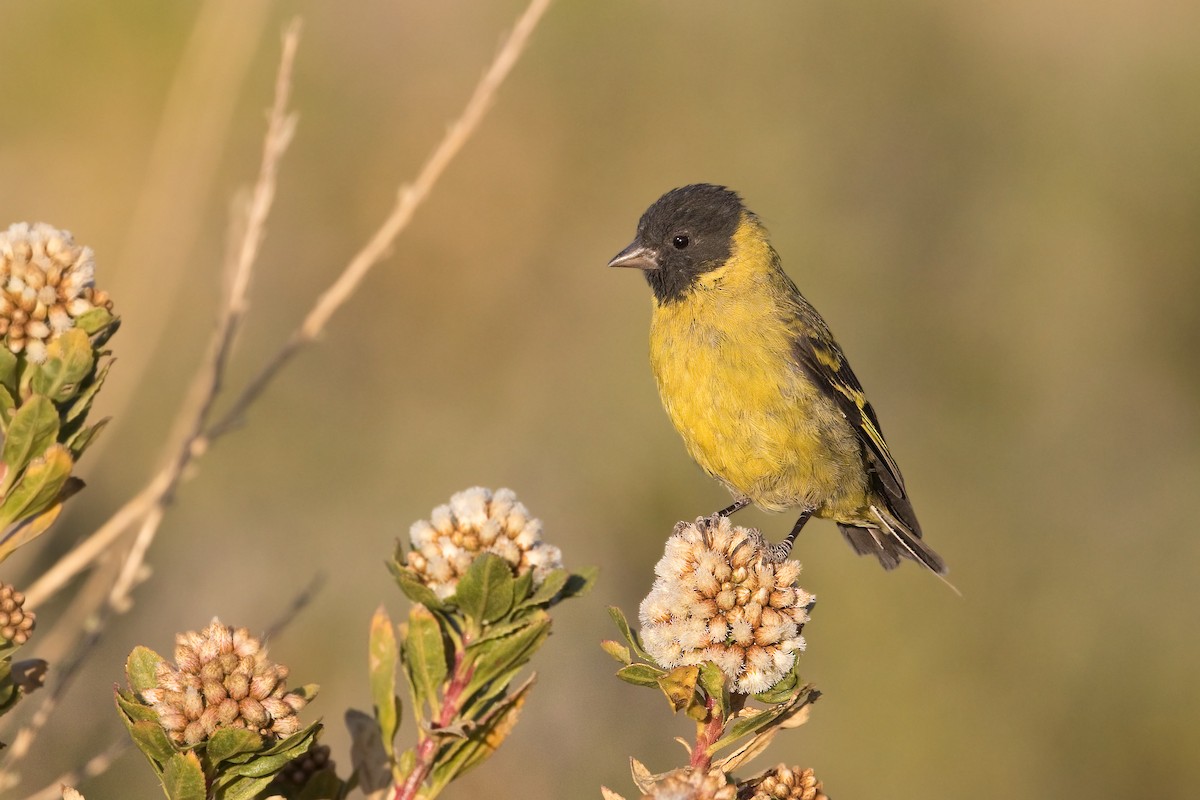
(104, 0, 275, 432)
(103, 16, 301, 613)
(263, 571, 326, 642)
(23, 20, 303, 611)
(28, 0, 552, 608)
(12, 0, 552, 768)
(3, 20, 303, 774)
(205, 0, 555, 441)
(106, 504, 164, 612)
(26, 477, 166, 609)
(176, 18, 302, 461)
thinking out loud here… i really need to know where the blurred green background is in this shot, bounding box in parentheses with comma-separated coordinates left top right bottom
(2, 1, 1198, 797)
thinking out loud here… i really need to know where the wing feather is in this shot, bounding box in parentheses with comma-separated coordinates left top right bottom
(785, 293, 923, 537)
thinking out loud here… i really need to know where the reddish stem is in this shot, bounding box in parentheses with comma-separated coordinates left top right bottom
(689, 694, 726, 772)
(393, 646, 476, 800)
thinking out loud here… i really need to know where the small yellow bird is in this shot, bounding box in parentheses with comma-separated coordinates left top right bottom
(609, 184, 947, 576)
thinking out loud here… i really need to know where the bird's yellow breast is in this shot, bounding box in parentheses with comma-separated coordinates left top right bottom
(648, 218, 867, 515)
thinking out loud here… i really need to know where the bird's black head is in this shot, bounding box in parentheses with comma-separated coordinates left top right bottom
(608, 184, 746, 304)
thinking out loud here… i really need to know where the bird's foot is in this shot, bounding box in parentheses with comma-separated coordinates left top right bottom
(766, 510, 813, 562)
(764, 541, 792, 563)
(717, 497, 751, 517)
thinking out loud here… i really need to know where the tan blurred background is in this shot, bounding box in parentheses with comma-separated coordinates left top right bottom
(2, 1, 1198, 797)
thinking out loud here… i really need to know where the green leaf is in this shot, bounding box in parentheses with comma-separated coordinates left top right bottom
(74, 306, 116, 336)
(711, 694, 816, 774)
(214, 774, 275, 800)
(218, 723, 320, 778)
(469, 615, 536, 647)
(615, 663, 665, 688)
(0, 500, 64, 564)
(752, 666, 800, 705)
(204, 727, 262, 765)
(0, 444, 73, 529)
(128, 720, 179, 770)
(461, 612, 549, 705)
(453, 553, 515, 624)
(0, 395, 59, 491)
(368, 605, 400, 759)
(126, 646, 167, 693)
(0, 386, 14, 430)
(402, 605, 448, 718)
(65, 417, 109, 460)
(607, 606, 651, 661)
(428, 675, 534, 795)
(708, 684, 818, 756)
(699, 661, 731, 718)
(522, 568, 568, 607)
(31, 329, 94, 403)
(0, 679, 17, 717)
(717, 707, 774, 747)
(600, 640, 632, 666)
(0, 348, 18, 395)
(657, 664, 700, 713)
(458, 665, 521, 722)
(161, 752, 207, 800)
(257, 718, 321, 754)
(510, 568, 535, 606)
(388, 560, 443, 609)
(114, 687, 162, 725)
(114, 688, 173, 776)
(63, 358, 112, 424)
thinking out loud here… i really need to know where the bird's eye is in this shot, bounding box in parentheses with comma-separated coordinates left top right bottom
(672, 235, 690, 250)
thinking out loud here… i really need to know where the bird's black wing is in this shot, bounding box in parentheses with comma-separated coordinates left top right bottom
(786, 300, 923, 536)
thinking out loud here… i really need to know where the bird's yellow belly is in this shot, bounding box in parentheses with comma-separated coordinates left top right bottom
(650, 307, 868, 517)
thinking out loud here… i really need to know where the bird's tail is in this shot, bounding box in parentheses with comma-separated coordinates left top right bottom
(839, 506, 957, 593)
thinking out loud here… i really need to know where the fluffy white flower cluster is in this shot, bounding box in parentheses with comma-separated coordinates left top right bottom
(0, 222, 111, 362)
(639, 516, 814, 695)
(406, 487, 563, 599)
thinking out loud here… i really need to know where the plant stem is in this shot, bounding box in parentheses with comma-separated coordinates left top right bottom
(690, 695, 726, 772)
(394, 647, 475, 800)
(395, 729, 438, 800)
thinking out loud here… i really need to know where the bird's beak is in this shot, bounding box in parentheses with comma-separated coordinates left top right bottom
(607, 242, 660, 271)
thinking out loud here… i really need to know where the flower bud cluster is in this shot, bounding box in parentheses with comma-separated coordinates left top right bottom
(406, 487, 563, 599)
(639, 516, 814, 695)
(0, 222, 113, 362)
(0, 582, 35, 645)
(138, 619, 308, 746)
(748, 765, 827, 800)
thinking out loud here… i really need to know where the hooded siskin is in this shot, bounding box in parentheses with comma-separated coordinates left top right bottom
(609, 184, 947, 576)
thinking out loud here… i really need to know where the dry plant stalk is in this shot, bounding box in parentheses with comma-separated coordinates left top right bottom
(6, 0, 556, 791)
(0, 22, 302, 773)
(27, 0, 554, 609)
